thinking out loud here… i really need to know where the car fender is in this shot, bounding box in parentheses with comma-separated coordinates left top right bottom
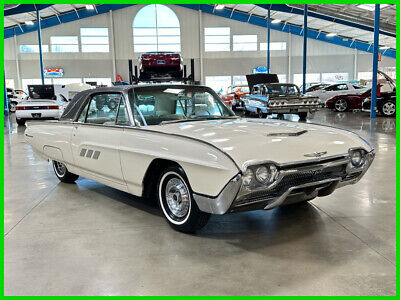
(120, 128, 240, 197)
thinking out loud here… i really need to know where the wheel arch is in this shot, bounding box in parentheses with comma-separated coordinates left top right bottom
(142, 158, 184, 199)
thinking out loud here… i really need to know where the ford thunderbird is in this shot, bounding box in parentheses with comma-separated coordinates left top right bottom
(24, 85, 374, 232)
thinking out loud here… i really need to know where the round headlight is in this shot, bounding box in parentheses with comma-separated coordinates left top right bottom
(350, 150, 364, 167)
(243, 169, 254, 186)
(255, 166, 270, 183)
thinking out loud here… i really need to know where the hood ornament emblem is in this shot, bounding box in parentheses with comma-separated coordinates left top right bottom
(304, 151, 328, 158)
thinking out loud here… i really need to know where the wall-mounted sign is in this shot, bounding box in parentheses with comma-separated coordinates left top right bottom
(253, 66, 269, 74)
(44, 68, 64, 78)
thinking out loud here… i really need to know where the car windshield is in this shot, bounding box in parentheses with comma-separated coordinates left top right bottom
(130, 86, 235, 126)
(266, 84, 300, 95)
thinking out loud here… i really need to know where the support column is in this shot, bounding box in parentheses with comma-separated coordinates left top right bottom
(370, 4, 380, 119)
(288, 31, 292, 83)
(13, 35, 21, 89)
(198, 9, 204, 84)
(302, 5, 308, 94)
(267, 7, 271, 73)
(36, 7, 44, 85)
(354, 47, 358, 81)
(4, 73, 9, 116)
(109, 10, 117, 81)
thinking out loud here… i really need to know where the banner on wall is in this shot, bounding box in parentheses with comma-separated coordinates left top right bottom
(44, 68, 64, 78)
(252, 66, 269, 74)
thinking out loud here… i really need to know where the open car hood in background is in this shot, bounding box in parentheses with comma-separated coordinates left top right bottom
(246, 74, 279, 91)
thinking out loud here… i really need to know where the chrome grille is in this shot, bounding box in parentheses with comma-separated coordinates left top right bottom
(232, 163, 347, 209)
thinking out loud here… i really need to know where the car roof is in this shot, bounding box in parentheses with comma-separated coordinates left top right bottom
(60, 84, 213, 121)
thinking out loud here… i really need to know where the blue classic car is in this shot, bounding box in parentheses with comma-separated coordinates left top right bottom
(241, 83, 321, 120)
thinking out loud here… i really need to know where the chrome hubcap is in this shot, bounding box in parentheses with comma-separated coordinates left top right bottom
(165, 178, 190, 218)
(54, 161, 67, 176)
(382, 102, 395, 116)
(335, 99, 347, 111)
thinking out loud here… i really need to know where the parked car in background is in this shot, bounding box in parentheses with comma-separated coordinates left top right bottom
(220, 85, 249, 109)
(15, 85, 64, 126)
(241, 83, 321, 119)
(362, 91, 396, 117)
(326, 89, 371, 112)
(305, 83, 330, 93)
(6, 88, 28, 112)
(306, 82, 369, 105)
(24, 84, 374, 232)
(361, 70, 396, 117)
(139, 52, 183, 80)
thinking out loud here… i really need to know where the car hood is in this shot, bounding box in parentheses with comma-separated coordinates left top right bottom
(153, 118, 372, 170)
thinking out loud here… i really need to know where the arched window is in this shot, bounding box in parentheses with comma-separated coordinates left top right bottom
(133, 4, 181, 52)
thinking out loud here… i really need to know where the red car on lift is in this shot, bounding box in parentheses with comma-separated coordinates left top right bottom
(326, 89, 371, 112)
(139, 52, 183, 80)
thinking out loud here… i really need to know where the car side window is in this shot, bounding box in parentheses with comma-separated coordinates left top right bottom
(86, 93, 120, 125)
(77, 103, 89, 122)
(337, 84, 348, 90)
(116, 99, 130, 125)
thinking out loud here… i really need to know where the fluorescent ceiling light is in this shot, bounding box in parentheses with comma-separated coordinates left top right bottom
(326, 32, 337, 37)
(25, 20, 34, 25)
(357, 4, 389, 11)
(85, 4, 95, 10)
(271, 19, 281, 24)
(215, 4, 225, 10)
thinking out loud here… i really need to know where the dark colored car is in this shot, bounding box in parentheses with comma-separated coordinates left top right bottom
(362, 91, 396, 117)
(139, 52, 183, 80)
(326, 89, 371, 112)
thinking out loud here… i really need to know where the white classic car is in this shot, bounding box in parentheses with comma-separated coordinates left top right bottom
(306, 82, 369, 105)
(24, 85, 374, 232)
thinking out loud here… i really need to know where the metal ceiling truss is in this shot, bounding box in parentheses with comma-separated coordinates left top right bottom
(3, 4, 395, 59)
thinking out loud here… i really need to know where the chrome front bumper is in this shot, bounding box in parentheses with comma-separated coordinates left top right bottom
(193, 151, 374, 215)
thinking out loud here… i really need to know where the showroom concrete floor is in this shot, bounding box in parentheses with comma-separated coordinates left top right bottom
(4, 109, 396, 296)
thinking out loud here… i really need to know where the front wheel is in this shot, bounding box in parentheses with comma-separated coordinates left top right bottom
(157, 166, 210, 233)
(380, 100, 396, 117)
(53, 161, 79, 183)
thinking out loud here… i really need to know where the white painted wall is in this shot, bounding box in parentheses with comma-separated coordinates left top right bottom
(4, 4, 396, 89)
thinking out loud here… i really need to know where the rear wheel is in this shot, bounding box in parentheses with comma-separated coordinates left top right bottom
(16, 118, 26, 126)
(334, 98, 349, 112)
(53, 161, 79, 183)
(257, 109, 265, 118)
(157, 166, 210, 233)
(380, 100, 396, 117)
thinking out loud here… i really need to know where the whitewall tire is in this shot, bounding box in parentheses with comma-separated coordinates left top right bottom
(52, 161, 79, 183)
(157, 166, 210, 232)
